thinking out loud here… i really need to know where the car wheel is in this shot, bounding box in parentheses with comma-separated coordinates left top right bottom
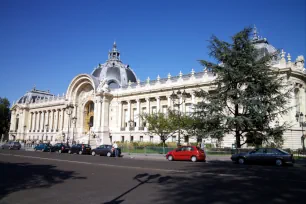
(168, 155, 173, 161)
(78, 151, 82, 155)
(92, 151, 96, 156)
(276, 159, 283, 166)
(107, 152, 112, 157)
(58, 150, 62, 154)
(238, 157, 245, 164)
(191, 156, 197, 162)
(68, 150, 71, 154)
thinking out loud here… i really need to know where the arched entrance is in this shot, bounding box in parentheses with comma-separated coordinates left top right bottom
(84, 101, 94, 133)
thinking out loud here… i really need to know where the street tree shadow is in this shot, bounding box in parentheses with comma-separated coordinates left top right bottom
(0, 162, 86, 199)
(103, 173, 172, 204)
(154, 161, 306, 204)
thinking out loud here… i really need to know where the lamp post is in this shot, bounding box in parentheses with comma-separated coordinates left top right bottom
(128, 120, 134, 154)
(71, 116, 77, 145)
(23, 125, 26, 141)
(296, 112, 305, 152)
(45, 124, 49, 143)
(170, 87, 188, 146)
(66, 104, 74, 145)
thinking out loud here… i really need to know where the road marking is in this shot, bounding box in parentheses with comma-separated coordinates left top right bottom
(1, 152, 306, 183)
(0, 153, 186, 173)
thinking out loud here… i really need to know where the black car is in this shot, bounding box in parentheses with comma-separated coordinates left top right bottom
(52, 143, 70, 153)
(68, 144, 91, 155)
(91, 145, 121, 157)
(231, 148, 295, 166)
(1, 141, 21, 150)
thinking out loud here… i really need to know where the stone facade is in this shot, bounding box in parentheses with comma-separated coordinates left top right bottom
(9, 36, 306, 149)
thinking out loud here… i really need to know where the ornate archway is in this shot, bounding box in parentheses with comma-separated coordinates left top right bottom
(84, 101, 94, 133)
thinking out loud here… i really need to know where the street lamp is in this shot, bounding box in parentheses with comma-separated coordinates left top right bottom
(23, 125, 26, 141)
(71, 116, 77, 145)
(66, 104, 74, 145)
(296, 112, 305, 152)
(170, 87, 188, 146)
(45, 124, 49, 142)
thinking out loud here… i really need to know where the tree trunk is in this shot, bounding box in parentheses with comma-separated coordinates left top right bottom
(235, 104, 241, 148)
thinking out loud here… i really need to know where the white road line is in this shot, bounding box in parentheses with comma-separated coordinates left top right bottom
(1, 153, 306, 183)
(0, 153, 186, 173)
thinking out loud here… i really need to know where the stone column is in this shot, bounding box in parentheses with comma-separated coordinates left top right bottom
(136, 99, 140, 129)
(93, 99, 98, 130)
(37, 112, 41, 132)
(167, 96, 171, 110)
(127, 100, 131, 130)
(56, 109, 60, 131)
(97, 96, 102, 129)
(61, 108, 65, 130)
(29, 112, 33, 131)
(50, 110, 54, 131)
(118, 101, 122, 129)
(156, 96, 160, 113)
(146, 97, 150, 114)
(35, 112, 39, 131)
(46, 110, 50, 131)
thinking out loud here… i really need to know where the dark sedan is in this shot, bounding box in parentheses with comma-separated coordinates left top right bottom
(91, 145, 121, 157)
(52, 143, 70, 153)
(34, 143, 52, 152)
(231, 148, 294, 166)
(1, 141, 21, 150)
(68, 144, 91, 155)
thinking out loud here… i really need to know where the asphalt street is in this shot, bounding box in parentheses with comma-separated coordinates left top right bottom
(0, 150, 306, 204)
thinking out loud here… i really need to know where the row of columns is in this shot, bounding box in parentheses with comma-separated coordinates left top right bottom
(29, 109, 65, 132)
(118, 93, 196, 131)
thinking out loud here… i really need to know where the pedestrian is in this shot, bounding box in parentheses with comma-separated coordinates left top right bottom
(113, 141, 118, 157)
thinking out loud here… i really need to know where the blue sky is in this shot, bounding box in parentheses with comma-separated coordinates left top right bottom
(0, 0, 305, 104)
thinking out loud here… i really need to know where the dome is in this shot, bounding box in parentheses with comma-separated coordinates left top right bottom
(91, 42, 137, 88)
(17, 88, 54, 104)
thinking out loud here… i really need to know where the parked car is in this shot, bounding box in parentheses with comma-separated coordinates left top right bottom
(52, 143, 70, 153)
(166, 146, 206, 162)
(68, 144, 91, 155)
(1, 141, 21, 150)
(231, 148, 295, 166)
(91, 145, 121, 157)
(34, 143, 52, 152)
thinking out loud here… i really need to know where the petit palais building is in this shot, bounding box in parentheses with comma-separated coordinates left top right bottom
(9, 35, 306, 149)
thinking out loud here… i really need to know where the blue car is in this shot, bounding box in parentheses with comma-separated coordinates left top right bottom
(34, 143, 52, 152)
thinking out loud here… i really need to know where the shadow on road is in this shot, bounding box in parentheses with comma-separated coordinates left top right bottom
(153, 161, 306, 204)
(0, 162, 86, 199)
(103, 173, 172, 204)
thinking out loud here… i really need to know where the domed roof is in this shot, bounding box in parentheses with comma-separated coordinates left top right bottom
(252, 26, 280, 63)
(91, 42, 137, 88)
(17, 87, 54, 104)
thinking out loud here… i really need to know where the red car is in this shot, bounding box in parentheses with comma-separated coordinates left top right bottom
(166, 146, 206, 162)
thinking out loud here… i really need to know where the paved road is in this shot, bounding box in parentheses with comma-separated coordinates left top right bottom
(0, 150, 305, 204)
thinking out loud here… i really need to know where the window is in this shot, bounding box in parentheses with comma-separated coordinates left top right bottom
(184, 136, 189, 143)
(172, 136, 176, 142)
(152, 106, 157, 114)
(51, 136, 53, 141)
(250, 149, 265, 154)
(162, 105, 167, 114)
(109, 136, 112, 143)
(140, 136, 143, 142)
(46, 136, 48, 141)
(121, 136, 125, 142)
(150, 136, 153, 142)
(130, 136, 134, 142)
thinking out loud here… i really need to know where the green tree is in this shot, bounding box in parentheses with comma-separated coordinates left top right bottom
(141, 111, 178, 145)
(194, 27, 292, 148)
(0, 97, 11, 139)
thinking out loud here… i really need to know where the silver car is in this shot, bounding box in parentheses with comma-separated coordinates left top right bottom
(231, 148, 295, 166)
(1, 141, 21, 150)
